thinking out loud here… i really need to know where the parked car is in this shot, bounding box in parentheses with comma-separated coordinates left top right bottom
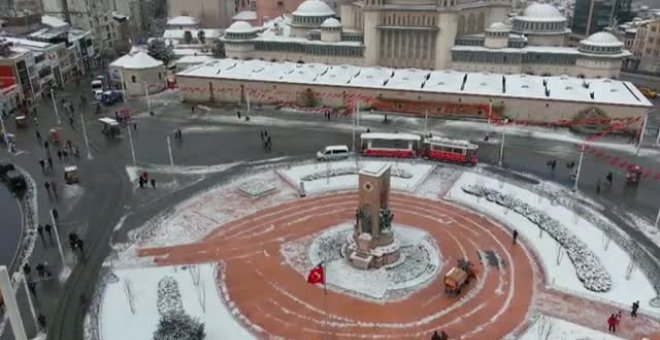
(316, 145, 350, 161)
(0, 169, 27, 195)
(0, 160, 15, 175)
(101, 90, 123, 106)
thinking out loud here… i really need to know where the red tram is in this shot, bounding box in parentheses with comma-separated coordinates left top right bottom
(360, 133, 421, 158)
(360, 133, 478, 165)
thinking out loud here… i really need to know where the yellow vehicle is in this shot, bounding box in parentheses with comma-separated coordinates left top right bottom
(640, 87, 657, 99)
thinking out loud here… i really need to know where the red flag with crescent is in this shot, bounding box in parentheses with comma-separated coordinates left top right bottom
(307, 264, 325, 285)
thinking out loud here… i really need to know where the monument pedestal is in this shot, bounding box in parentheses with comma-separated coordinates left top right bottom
(347, 164, 402, 270)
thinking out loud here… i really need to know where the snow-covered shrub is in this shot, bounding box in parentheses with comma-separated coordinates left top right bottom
(301, 166, 412, 181)
(157, 276, 184, 316)
(462, 185, 612, 292)
(153, 311, 206, 340)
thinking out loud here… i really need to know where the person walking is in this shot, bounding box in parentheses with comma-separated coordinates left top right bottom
(44, 181, 51, 196)
(150, 178, 156, 188)
(37, 224, 44, 242)
(51, 208, 59, 221)
(133, 123, 137, 130)
(36, 263, 45, 277)
(608, 314, 618, 333)
(22, 263, 31, 278)
(138, 177, 145, 189)
(47, 156, 53, 171)
(596, 179, 601, 195)
(512, 229, 519, 245)
(44, 140, 49, 150)
(431, 331, 441, 340)
(37, 314, 46, 331)
(39, 159, 46, 172)
(606, 172, 613, 187)
(632, 301, 640, 317)
(51, 181, 58, 198)
(36, 130, 42, 143)
(44, 224, 54, 245)
(237, 111, 241, 119)
(57, 150, 63, 161)
(62, 150, 68, 161)
(76, 239, 84, 256)
(27, 281, 37, 296)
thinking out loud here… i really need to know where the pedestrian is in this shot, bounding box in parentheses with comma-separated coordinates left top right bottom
(57, 150, 62, 160)
(431, 331, 441, 340)
(606, 172, 613, 187)
(22, 263, 31, 278)
(237, 110, 241, 119)
(512, 229, 519, 245)
(44, 181, 51, 194)
(66, 140, 72, 150)
(367, 128, 371, 133)
(37, 224, 44, 240)
(51, 181, 58, 198)
(62, 150, 68, 161)
(76, 239, 84, 255)
(36, 263, 45, 277)
(440, 331, 448, 340)
(608, 314, 618, 332)
(551, 160, 557, 171)
(191, 105, 195, 113)
(264, 130, 268, 138)
(596, 179, 601, 195)
(36, 130, 42, 143)
(632, 300, 640, 317)
(47, 156, 53, 171)
(74, 147, 80, 159)
(39, 159, 46, 172)
(27, 281, 37, 295)
(68, 116, 74, 126)
(33, 116, 39, 126)
(138, 177, 145, 189)
(150, 178, 156, 188)
(44, 140, 49, 150)
(133, 122, 137, 130)
(37, 314, 46, 331)
(51, 208, 59, 221)
(44, 224, 53, 243)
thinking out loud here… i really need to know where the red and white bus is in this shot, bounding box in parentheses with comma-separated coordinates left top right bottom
(423, 136, 478, 165)
(360, 133, 421, 158)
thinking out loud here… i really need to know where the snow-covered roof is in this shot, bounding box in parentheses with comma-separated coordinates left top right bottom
(518, 2, 566, 21)
(255, 15, 360, 46)
(110, 51, 163, 69)
(163, 29, 223, 40)
(293, 0, 335, 17)
(386, 69, 429, 89)
(177, 55, 215, 65)
(360, 133, 421, 141)
(179, 59, 651, 107)
(233, 11, 257, 21)
(167, 16, 199, 26)
(112, 12, 129, 21)
(580, 32, 624, 47)
(41, 15, 68, 28)
(451, 44, 631, 58)
(487, 22, 510, 32)
(426, 136, 478, 149)
(173, 48, 211, 57)
(226, 21, 257, 34)
(321, 18, 341, 28)
(2, 37, 53, 49)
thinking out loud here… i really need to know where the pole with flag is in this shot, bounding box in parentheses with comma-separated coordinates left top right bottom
(307, 262, 328, 335)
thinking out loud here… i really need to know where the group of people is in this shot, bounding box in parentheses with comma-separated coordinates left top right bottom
(138, 170, 157, 189)
(607, 301, 641, 333)
(431, 330, 449, 340)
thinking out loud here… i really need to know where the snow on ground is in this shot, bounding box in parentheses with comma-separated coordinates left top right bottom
(281, 223, 442, 302)
(99, 263, 254, 340)
(519, 315, 624, 340)
(278, 159, 434, 194)
(447, 171, 658, 311)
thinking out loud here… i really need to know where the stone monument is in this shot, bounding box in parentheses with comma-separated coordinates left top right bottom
(347, 164, 401, 269)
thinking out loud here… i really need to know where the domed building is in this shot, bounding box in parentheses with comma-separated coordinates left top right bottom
(222, 0, 511, 68)
(511, 2, 571, 46)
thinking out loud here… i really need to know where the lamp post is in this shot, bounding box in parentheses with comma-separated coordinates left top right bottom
(50, 88, 61, 125)
(80, 112, 92, 160)
(50, 209, 68, 271)
(0, 266, 28, 340)
(498, 120, 508, 167)
(573, 145, 585, 192)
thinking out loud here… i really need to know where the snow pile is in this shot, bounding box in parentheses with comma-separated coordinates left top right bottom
(278, 160, 434, 194)
(281, 223, 442, 301)
(519, 315, 624, 340)
(99, 264, 254, 340)
(462, 184, 612, 292)
(237, 181, 277, 197)
(300, 166, 413, 181)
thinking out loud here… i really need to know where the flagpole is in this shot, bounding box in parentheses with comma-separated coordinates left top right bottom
(322, 262, 329, 338)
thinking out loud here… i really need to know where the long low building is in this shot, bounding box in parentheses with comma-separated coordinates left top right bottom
(176, 58, 652, 131)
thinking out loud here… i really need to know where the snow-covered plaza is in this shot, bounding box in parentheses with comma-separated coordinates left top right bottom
(87, 158, 660, 339)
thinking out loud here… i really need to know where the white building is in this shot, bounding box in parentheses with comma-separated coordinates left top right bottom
(109, 51, 167, 96)
(1, 37, 69, 91)
(27, 24, 96, 77)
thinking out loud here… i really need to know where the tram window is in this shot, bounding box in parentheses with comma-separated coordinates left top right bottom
(372, 139, 408, 149)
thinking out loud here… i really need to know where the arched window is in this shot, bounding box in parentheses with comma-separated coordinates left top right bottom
(131, 75, 136, 83)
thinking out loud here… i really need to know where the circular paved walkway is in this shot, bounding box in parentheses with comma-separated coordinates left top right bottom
(141, 192, 537, 339)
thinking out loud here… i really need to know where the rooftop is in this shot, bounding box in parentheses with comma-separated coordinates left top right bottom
(163, 29, 224, 40)
(41, 15, 68, 28)
(2, 37, 53, 50)
(110, 51, 163, 69)
(581, 31, 624, 47)
(167, 16, 199, 27)
(293, 0, 335, 17)
(226, 21, 258, 34)
(517, 2, 566, 22)
(178, 59, 651, 107)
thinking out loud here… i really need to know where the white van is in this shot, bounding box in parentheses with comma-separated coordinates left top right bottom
(316, 145, 350, 161)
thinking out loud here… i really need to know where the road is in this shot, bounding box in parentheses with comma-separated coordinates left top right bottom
(0, 76, 659, 339)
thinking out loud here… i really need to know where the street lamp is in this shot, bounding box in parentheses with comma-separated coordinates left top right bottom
(573, 144, 585, 192)
(498, 119, 509, 167)
(50, 88, 61, 125)
(0, 265, 28, 340)
(50, 209, 69, 272)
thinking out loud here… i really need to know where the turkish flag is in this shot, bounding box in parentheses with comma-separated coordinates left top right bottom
(307, 264, 325, 285)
